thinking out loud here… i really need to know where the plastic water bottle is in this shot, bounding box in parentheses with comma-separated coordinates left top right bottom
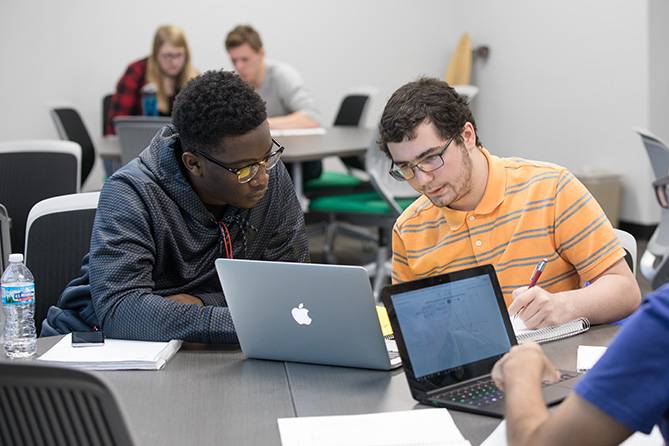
(1, 253, 36, 358)
(141, 83, 158, 116)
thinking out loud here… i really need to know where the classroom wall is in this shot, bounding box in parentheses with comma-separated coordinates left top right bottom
(453, 1, 660, 225)
(0, 0, 458, 146)
(1, 1, 666, 225)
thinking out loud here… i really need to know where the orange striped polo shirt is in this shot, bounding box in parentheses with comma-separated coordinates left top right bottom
(391, 148, 625, 306)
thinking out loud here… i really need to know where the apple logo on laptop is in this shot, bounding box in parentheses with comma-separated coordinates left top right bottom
(291, 303, 312, 325)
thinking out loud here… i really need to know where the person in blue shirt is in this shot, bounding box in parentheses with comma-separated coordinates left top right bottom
(492, 285, 669, 445)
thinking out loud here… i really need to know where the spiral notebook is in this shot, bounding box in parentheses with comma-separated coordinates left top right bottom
(512, 317, 590, 344)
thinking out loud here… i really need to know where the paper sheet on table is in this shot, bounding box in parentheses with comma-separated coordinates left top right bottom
(278, 408, 470, 446)
(577, 345, 607, 372)
(481, 421, 663, 446)
(271, 127, 327, 137)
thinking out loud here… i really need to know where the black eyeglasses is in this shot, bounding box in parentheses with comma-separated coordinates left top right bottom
(653, 175, 669, 208)
(388, 136, 455, 181)
(194, 139, 285, 183)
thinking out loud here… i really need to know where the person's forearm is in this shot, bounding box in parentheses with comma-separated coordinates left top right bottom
(504, 375, 550, 445)
(562, 274, 640, 324)
(268, 112, 319, 129)
(95, 291, 237, 343)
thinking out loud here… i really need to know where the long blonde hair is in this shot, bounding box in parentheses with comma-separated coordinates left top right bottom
(146, 25, 198, 113)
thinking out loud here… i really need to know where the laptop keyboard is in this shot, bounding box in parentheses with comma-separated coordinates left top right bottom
(432, 372, 579, 407)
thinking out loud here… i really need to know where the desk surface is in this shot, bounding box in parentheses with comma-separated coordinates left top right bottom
(35, 324, 619, 446)
(96, 127, 372, 163)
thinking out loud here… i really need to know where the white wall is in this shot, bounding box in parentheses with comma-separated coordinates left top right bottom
(2, 1, 667, 224)
(0, 0, 458, 143)
(453, 1, 659, 224)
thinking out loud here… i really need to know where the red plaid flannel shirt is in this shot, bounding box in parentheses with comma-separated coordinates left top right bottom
(105, 58, 148, 135)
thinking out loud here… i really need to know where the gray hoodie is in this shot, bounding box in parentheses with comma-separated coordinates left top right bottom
(50, 125, 309, 343)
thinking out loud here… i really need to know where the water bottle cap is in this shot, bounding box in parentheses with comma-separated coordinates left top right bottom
(8, 253, 23, 263)
(141, 83, 157, 94)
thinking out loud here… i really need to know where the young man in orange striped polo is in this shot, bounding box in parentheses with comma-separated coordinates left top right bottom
(379, 77, 640, 329)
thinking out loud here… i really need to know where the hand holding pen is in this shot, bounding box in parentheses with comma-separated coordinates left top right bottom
(512, 258, 547, 321)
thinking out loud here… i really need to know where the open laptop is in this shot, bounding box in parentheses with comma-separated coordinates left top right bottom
(215, 259, 402, 370)
(381, 264, 580, 418)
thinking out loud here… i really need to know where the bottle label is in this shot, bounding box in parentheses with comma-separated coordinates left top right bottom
(2, 284, 35, 305)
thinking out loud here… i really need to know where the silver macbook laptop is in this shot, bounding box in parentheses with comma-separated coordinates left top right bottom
(215, 259, 401, 370)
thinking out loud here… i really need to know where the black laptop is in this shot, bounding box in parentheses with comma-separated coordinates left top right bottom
(381, 264, 580, 418)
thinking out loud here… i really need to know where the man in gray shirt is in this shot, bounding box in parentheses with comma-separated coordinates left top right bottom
(225, 24, 322, 181)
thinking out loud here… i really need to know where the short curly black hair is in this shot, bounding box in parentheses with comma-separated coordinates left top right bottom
(172, 70, 267, 153)
(378, 77, 481, 156)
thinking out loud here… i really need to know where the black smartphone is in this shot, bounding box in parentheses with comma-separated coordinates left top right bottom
(71, 331, 105, 347)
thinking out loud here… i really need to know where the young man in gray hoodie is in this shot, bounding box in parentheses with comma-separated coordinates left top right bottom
(43, 70, 309, 343)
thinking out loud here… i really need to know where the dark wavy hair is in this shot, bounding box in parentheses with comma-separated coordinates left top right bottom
(378, 77, 481, 156)
(172, 70, 267, 153)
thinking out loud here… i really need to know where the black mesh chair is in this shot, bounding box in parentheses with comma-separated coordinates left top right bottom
(50, 107, 96, 186)
(0, 361, 135, 446)
(0, 140, 80, 254)
(24, 192, 99, 334)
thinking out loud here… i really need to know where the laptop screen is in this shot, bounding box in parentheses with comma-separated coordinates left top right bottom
(383, 265, 516, 391)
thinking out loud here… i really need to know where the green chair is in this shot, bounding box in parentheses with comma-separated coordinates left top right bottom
(308, 128, 419, 298)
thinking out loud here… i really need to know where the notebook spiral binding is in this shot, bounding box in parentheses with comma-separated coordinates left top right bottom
(516, 317, 590, 344)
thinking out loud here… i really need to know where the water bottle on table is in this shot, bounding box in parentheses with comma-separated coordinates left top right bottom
(1, 253, 36, 358)
(141, 83, 159, 116)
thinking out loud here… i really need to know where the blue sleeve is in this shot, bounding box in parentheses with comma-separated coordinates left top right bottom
(574, 285, 669, 434)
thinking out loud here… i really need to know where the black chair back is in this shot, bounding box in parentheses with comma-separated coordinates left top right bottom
(0, 142, 80, 254)
(334, 94, 370, 171)
(51, 108, 95, 185)
(333, 94, 369, 127)
(0, 203, 10, 271)
(25, 193, 98, 334)
(0, 361, 135, 446)
(102, 93, 113, 136)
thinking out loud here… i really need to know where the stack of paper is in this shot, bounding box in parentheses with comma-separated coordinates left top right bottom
(38, 334, 182, 370)
(270, 127, 327, 137)
(278, 408, 470, 446)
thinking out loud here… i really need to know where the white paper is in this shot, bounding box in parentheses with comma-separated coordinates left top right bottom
(576, 345, 607, 372)
(38, 334, 182, 370)
(278, 408, 470, 446)
(481, 421, 663, 445)
(271, 127, 327, 137)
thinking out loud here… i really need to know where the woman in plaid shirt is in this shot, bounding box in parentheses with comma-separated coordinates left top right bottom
(105, 24, 198, 135)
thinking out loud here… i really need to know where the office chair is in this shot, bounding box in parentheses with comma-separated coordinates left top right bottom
(0, 140, 81, 254)
(0, 361, 135, 446)
(634, 127, 669, 289)
(304, 90, 375, 198)
(0, 203, 10, 271)
(113, 116, 171, 165)
(309, 129, 418, 297)
(50, 107, 96, 186)
(24, 192, 99, 334)
(613, 228, 637, 275)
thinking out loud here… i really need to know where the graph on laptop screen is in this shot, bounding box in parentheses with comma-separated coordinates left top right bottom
(391, 274, 511, 379)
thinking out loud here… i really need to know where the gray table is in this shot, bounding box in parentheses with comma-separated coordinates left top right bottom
(34, 324, 619, 445)
(284, 324, 620, 446)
